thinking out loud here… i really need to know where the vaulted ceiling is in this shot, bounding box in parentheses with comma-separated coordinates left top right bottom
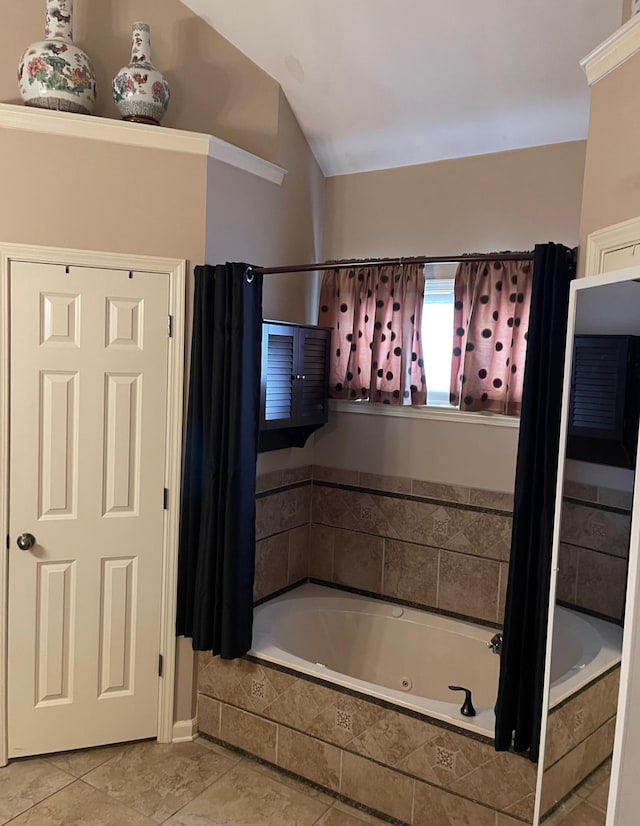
(182, 0, 623, 177)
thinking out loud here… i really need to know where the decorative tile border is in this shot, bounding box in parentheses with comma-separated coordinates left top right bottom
(544, 667, 620, 768)
(198, 729, 412, 825)
(241, 649, 496, 744)
(540, 718, 616, 816)
(254, 466, 631, 622)
(255, 466, 513, 622)
(315, 480, 511, 517)
(199, 696, 534, 825)
(558, 493, 631, 622)
(198, 653, 537, 821)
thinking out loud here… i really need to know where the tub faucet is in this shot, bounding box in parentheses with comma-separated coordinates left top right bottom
(487, 633, 503, 656)
(448, 685, 476, 717)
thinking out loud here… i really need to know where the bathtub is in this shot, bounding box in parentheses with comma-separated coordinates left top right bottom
(251, 583, 623, 739)
(549, 604, 622, 708)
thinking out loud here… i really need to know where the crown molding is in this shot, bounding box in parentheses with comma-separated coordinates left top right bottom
(0, 103, 287, 185)
(581, 13, 640, 86)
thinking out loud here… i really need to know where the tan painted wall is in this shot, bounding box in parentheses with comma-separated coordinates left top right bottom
(204, 91, 325, 479)
(318, 142, 585, 491)
(3, 0, 280, 161)
(0, 132, 206, 259)
(0, 0, 329, 727)
(579, 51, 640, 275)
(316, 412, 520, 492)
(0, 127, 206, 725)
(206, 92, 324, 325)
(323, 141, 586, 259)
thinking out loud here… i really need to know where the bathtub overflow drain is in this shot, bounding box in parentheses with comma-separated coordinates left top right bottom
(400, 678, 412, 691)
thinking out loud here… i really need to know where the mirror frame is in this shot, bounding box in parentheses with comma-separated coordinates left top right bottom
(533, 264, 640, 825)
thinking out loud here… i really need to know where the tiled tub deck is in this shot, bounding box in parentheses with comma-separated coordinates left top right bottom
(540, 667, 619, 821)
(238, 466, 625, 823)
(198, 652, 536, 826)
(198, 653, 618, 826)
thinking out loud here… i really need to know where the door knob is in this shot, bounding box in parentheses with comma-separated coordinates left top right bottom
(16, 533, 36, 551)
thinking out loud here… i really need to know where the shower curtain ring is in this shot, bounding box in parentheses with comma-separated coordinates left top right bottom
(245, 266, 254, 284)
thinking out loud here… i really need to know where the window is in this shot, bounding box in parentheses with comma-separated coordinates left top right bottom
(320, 258, 531, 417)
(422, 266, 456, 408)
(423, 277, 455, 407)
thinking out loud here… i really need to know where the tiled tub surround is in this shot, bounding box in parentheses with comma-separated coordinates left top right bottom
(204, 468, 625, 826)
(198, 652, 536, 825)
(198, 585, 620, 826)
(256, 465, 514, 625)
(557, 481, 632, 623)
(540, 667, 620, 820)
(254, 466, 313, 602)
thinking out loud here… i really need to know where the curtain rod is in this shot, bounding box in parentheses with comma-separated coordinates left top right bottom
(246, 252, 534, 277)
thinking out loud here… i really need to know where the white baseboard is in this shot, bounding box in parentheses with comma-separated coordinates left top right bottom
(172, 717, 197, 743)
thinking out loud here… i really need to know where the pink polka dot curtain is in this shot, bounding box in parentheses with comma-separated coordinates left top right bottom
(450, 258, 533, 416)
(318, 262, 426, 405)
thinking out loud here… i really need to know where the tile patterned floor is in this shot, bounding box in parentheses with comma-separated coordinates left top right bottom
(0, 738, 611, 825)
(543, 760, 611, 826)
(0, 738, 389, 825)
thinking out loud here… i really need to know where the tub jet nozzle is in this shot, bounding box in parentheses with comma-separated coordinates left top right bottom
(448, 685, 476, 717)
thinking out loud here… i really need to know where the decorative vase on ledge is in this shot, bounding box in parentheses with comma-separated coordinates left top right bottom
(112, 23, 170, 126)
(18, 0, 97, 115)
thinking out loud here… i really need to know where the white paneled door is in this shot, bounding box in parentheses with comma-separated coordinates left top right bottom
(8, 262, 170, 757)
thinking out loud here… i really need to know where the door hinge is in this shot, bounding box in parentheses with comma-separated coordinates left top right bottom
(5, 534, 8, 550)
(167, 315, 173, 338)
(158, 654, 164, 677)
(163, 488, 169, 509)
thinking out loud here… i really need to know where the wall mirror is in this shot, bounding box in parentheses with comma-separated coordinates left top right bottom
(533, 267, 640, 825)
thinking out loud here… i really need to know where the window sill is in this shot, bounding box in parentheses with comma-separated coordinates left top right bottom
(329, 399, 520, 428)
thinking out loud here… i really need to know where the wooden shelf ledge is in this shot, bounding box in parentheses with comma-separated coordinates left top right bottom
(0, 102, 287, 185)
(581, 13, 640, 87)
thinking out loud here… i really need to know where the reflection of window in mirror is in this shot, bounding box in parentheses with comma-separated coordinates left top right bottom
(535, 277, 640, 825)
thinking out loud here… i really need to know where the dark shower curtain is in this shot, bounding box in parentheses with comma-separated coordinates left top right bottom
(176, 263, 263, 659)
(494, 243, 575, 761)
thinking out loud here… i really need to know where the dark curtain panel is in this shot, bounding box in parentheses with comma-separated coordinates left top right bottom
(176, 263, 263, 659)
(494, 243, 575, 761)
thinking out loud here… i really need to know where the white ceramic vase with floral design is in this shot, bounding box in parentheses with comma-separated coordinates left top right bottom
(18, 0, 97, 115)
(112, 23, 170, 126)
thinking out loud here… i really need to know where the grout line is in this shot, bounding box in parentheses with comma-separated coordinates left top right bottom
(573, 547, 580, 604)
(380, 539, 386, 595)
(2, 772, 79, 825)
(435, 549, 441, 609)
(159, 747, 241, 823)
(410, 777, 416, 825)
(286, 532, 291, 584)
(329, 529, 336, 580)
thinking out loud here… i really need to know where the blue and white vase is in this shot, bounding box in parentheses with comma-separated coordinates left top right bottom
(18, 0, 97, 115)
(112, 23, 170, 126)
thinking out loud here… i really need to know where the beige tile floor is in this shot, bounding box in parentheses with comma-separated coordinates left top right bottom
(0, 738, 389, 825)
(543, 760, 611, 826)
(0, 737, 612, 826)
